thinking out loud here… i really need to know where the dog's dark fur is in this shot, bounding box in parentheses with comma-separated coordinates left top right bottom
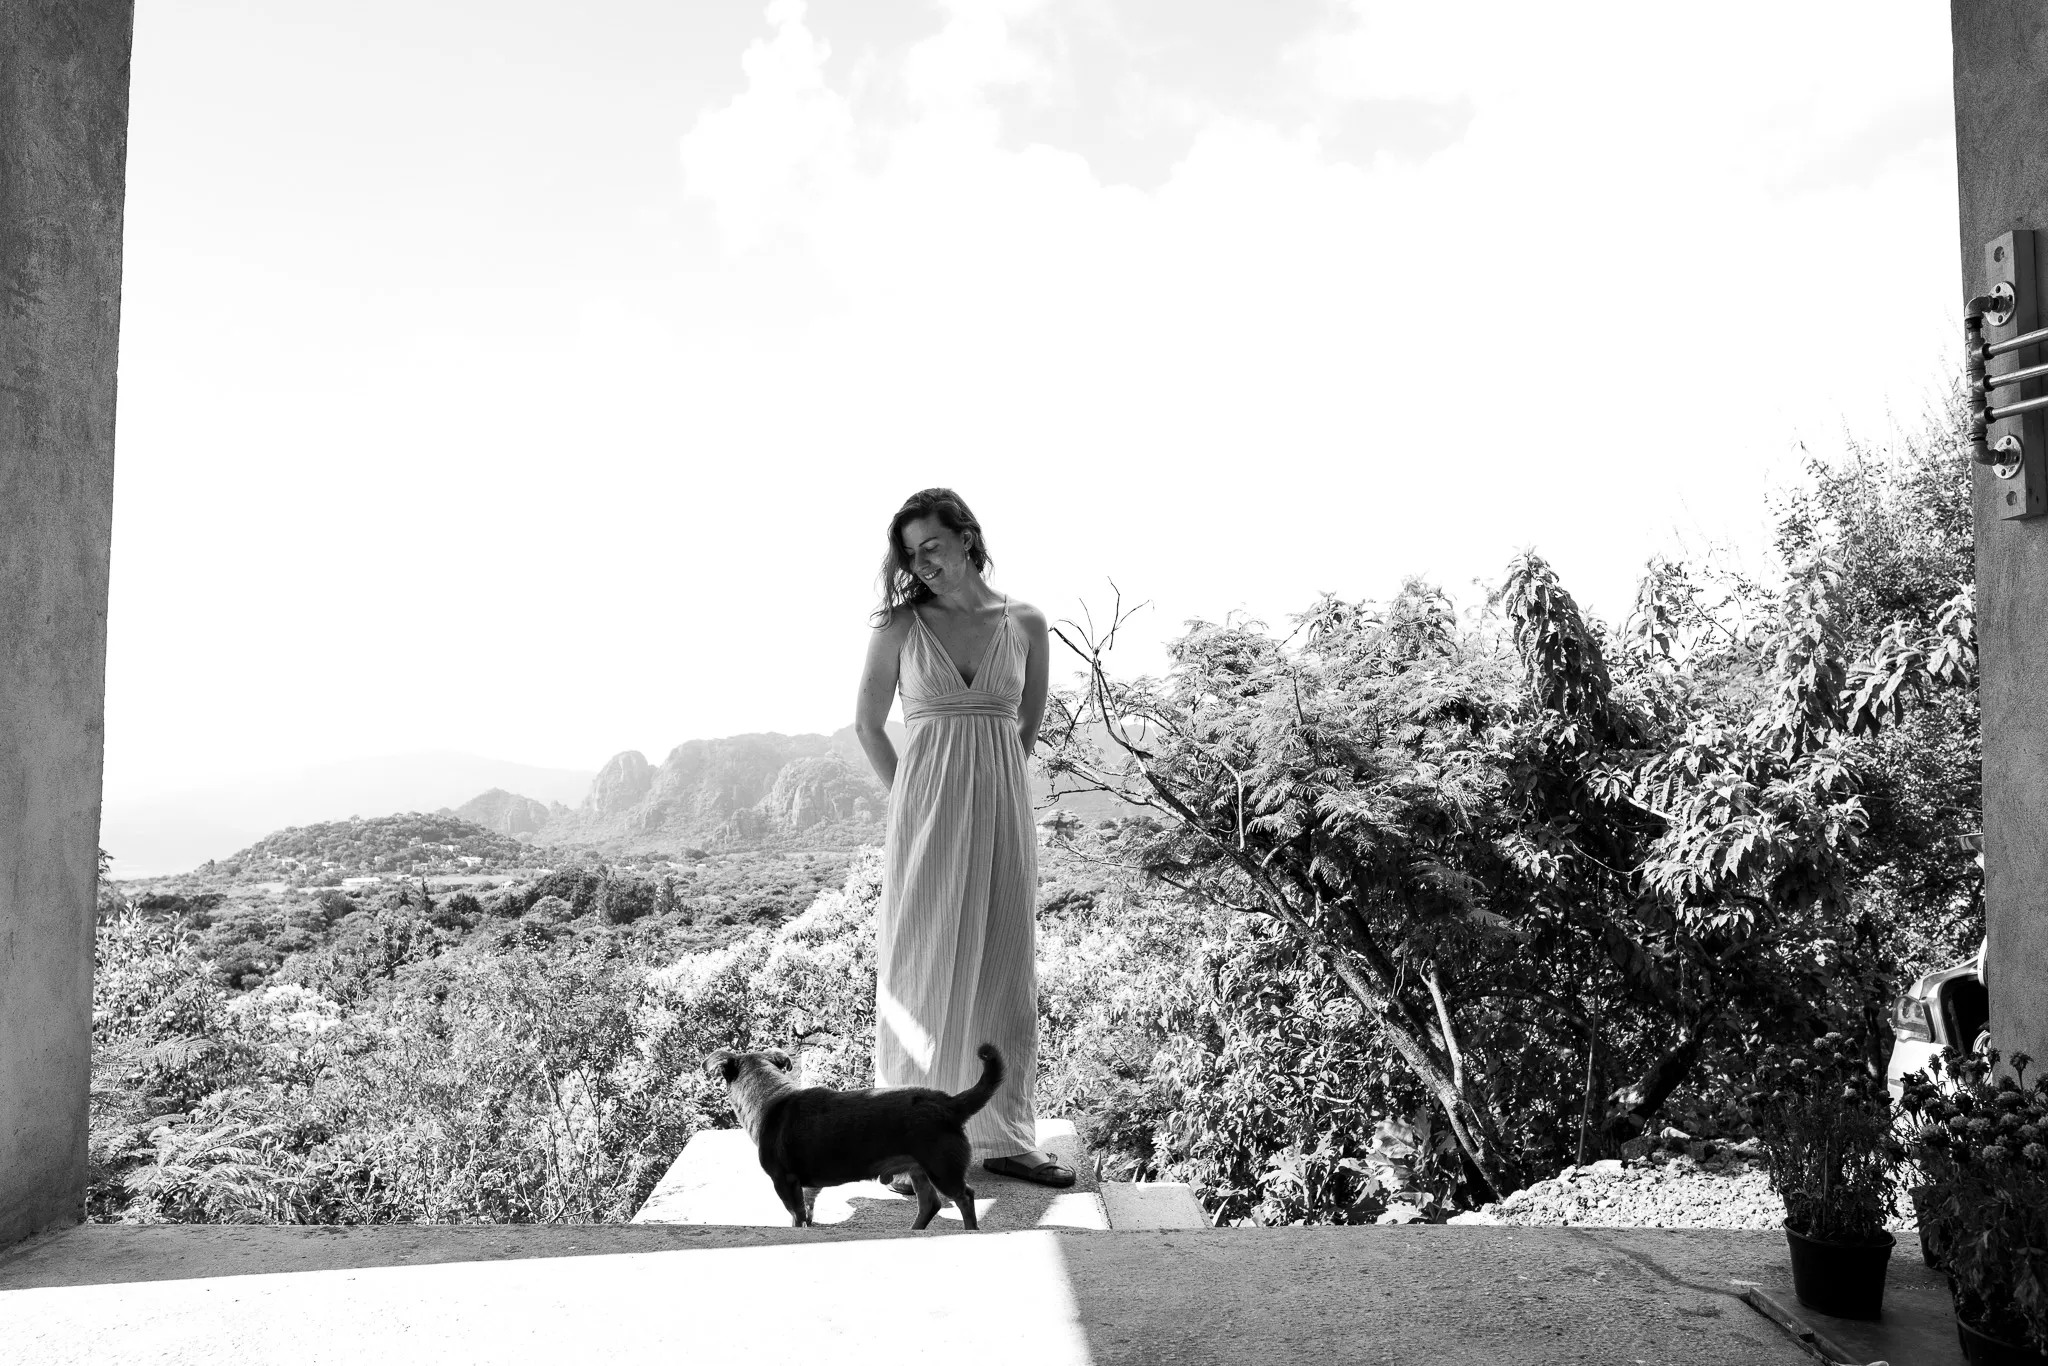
(704, 1043, 1003, 1230)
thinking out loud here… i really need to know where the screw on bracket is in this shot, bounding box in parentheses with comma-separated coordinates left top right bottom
(1991, 434, 2025, 478)
(1976, 281, 2019, 328)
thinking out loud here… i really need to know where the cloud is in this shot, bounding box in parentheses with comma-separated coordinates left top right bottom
(983, 0, 1335, 186)
(667, 0, 1959, 629)
(1318, 96, 1475, 164)
(679, 1, 856, 253)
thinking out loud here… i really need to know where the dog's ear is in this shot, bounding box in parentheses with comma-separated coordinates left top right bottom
(704, 1050, 740, 1083)
(763, 1048, 794, 1072)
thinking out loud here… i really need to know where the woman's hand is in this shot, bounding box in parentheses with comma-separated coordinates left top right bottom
(1015, 603, 1051, 756)
(855, 613, 911, 789)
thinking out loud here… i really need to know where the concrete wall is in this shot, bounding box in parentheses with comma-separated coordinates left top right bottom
(1, 1, 134, 1248)
(1954, 3, 2048, 1067)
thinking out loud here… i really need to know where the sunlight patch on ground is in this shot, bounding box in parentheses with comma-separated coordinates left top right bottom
(0, 1230, 1091, 1366)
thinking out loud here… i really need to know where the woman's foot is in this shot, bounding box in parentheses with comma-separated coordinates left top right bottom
(983, 1149, 1076, 1188)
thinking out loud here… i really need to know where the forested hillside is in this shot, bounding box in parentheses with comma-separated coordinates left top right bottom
(118, 812, 852, 992)
(211, 812, 548, 882)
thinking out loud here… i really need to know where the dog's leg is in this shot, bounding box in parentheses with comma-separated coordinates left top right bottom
(801, 1187, 819, 1224)
(928, 1139, 978, 1231)
(908, 1169, 944, 1231)
(930, 1164, 979, 1231)
(771, 1174, 810, 1228)
(953, 1182, 978, 1231)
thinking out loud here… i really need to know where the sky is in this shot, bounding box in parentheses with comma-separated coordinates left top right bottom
(106, 0, 1965, 800)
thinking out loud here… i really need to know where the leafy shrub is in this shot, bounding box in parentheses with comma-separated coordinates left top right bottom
(1039, 392, 1982, 1211)
(275, 907, 450, 1005)
(1902, 1047, 2048, 1351)
(642, 849, 882, 1096)
(123, 1113, 302, 1224)
(313, 890, 360, 924)
(1745, 1030, 1899, 1242)
(596, 875, 657, 925)
(86, 850, 895, 1225)
(528, 895, 577, 924)
(435, 891, 482, 929)
(1036, 871, 1446, 1224)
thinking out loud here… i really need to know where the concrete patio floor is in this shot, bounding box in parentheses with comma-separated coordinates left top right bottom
(0, 1222, 1946, 1365)
(1738, 1243, 1960, 1366)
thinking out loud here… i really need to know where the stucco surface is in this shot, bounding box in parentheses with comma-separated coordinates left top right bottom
(0, 0, 133, 1247)
(1955, 1, 2048, 1068)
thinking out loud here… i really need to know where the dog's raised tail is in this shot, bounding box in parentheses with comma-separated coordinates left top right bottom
(946, 1044, 1005, 1121)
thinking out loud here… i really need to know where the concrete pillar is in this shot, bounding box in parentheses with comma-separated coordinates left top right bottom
(1954, 4, 2048, 1068)
(1, 1, 134, 1248)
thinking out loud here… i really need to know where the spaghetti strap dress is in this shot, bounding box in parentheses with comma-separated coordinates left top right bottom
(875, 594, 1039, 1157)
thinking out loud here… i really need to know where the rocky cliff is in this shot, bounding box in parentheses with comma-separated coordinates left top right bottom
(465, 727, 899, 853)
(451, 788, 556, 837)
(455, 718, 1135, 856)
(587, 751, 655, 818)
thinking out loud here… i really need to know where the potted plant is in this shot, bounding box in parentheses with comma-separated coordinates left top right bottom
(1900, 1047, 2048, 1366)
(1907, 1177, 1953, 1269)
(1746, 1030, 1900, 1320)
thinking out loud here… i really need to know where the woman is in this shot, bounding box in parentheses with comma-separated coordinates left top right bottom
(852, 488, 1074, 1187)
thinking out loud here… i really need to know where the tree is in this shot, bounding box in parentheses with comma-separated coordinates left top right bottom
(1044, 583, 1540, 1197)
(1044, 460, 1979, 1204)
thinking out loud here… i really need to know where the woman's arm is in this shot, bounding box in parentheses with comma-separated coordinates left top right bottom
(855, 615, 907, 789)
(1015, 603, 1051, 756)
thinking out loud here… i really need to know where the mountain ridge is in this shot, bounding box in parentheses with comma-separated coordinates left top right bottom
(102, 751, 597, 879)
(494, 725, 896, 854)
(107, 722, 1140, 877)
(475, 720, 1139, 857)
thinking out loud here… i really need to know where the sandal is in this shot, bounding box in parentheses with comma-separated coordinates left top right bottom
(983, 1154, 1077, 1188)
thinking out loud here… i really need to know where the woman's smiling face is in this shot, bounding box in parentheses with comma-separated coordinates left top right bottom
(901, 517, 974, 595)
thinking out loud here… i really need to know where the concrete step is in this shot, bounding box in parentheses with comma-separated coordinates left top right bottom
(633, 1118, 1113, 1233)
(1100, 1180, 1210, 1230)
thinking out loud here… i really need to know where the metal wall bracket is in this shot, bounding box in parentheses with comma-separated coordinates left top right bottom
(1968, 230, 2048, 520)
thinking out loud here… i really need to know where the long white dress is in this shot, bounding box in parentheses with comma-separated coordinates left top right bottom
(874, 596, 1038, 1157)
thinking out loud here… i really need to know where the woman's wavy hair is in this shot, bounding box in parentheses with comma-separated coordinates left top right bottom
(873, 488, 992, 625)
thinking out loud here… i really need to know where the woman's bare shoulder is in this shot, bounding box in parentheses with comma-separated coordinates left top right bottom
(869, 606, 917, 642)
(1007, 598, 1050, 634)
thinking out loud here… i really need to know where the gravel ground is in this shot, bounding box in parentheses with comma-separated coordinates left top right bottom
(1449, 1141, 1790, 1230)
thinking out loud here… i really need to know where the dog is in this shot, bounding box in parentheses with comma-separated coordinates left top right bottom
(704, 1043, 1003, 1231)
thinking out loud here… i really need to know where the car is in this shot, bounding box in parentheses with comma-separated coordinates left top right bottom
(1887, 939, 1988, 1096)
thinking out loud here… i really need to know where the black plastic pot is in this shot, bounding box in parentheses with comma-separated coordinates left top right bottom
(1783, 1224, 1894, 1320)
(1957, 1315, 2048, 1366)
